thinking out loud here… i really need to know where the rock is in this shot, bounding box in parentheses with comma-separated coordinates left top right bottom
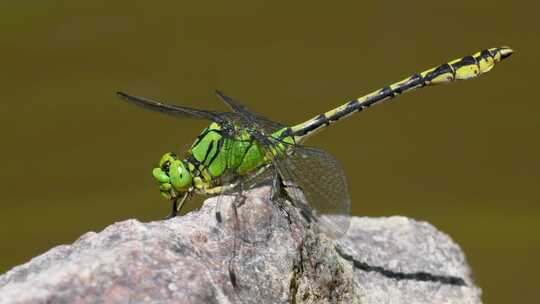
(0, 187, 482, 303)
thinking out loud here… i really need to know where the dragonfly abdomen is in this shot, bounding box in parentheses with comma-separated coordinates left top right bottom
(290, 47, 513, 143)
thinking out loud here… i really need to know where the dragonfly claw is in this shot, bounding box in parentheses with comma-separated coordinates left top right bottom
(164, 213, 177, 220)
(164, 198, 179, 220)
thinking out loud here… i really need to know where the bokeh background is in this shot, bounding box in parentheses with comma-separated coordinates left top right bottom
(1, 1, 537, 302)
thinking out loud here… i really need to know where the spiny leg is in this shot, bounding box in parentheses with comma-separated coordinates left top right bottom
(270, 167, 293, 227)
(212, 187, 239, 225)
(270, 164, 310, 250)
(228, 189, 247, 288)
(210, 185, 238, 224)
(273, 154, 321, 234)
(209, 186, 240, 287)
(209, 185, 241, 288)
(164, 197, 178, 220)
(164, 192, 190, 220)
(215, 195, 224, 224)
(212, 165, 271, 223)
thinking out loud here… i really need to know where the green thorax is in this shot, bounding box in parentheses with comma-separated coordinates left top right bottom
(185, 122, 293, 184)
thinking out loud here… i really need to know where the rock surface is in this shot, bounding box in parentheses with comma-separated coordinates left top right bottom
(0, 187, 482, 303)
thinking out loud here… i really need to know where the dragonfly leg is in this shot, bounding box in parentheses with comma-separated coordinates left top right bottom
(215, 209, 222, 223)
(164, 192, 190, 220)
(164, 198, 178, 219)
(269, 169, 294, 228)
(275, 167, 315, 225)
(202, 182, 239, 195)
(208, 165, 271, 222)
(228, 199, 239, 288)
(270, 169, 282, 202)
(228, 190, 247, 288)
(208, 183, 239, 223)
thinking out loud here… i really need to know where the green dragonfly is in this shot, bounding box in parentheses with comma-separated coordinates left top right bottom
(118, 46, 513, 241)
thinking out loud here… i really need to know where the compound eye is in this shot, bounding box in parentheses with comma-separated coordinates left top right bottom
(162, 160, 171, 173)
(177, 165, 184, 177)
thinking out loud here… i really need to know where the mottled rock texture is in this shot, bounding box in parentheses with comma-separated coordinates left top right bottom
(0, 187, 482, 303)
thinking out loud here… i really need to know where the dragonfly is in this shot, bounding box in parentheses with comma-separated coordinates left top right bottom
(118, 46, 512, 284)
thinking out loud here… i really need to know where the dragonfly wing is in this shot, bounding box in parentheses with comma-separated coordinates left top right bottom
(117, 91, 229, 123)
(214, 90, 286, 134)
(274, 145, 351, 239)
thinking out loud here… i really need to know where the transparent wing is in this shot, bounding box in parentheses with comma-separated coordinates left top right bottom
(214, 90, 286, 134)
(274, 145, 351, 239)
(213, 90, 350, 237)
(117, 91, 229, 123)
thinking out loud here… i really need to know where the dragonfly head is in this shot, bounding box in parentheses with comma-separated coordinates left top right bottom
(152, 152, 193, 200)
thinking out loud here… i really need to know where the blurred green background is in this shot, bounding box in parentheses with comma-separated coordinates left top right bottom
(1, 1, 537, 302)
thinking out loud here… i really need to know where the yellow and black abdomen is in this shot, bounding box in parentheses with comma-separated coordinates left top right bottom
(288, 46, 513, 143)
